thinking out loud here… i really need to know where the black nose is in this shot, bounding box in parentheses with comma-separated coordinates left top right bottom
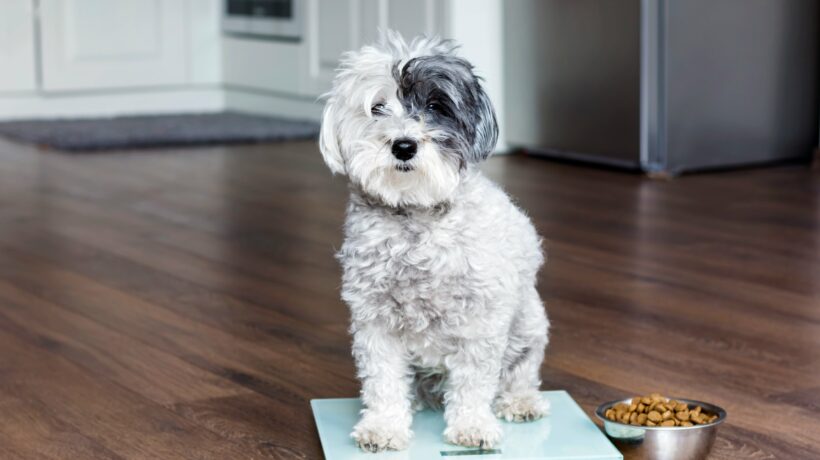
(391, 138, 417, 161)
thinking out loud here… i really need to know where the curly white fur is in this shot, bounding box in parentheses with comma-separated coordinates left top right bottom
(319, 31, 550, 452)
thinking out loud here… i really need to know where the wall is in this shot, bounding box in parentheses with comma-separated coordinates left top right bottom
(0, 0, 37, 93)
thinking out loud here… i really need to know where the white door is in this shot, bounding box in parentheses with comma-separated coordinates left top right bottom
(0, 0, 37, 92)
(38, 0, 187, 91)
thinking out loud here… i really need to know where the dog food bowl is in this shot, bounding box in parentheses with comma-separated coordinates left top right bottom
(595, 397, 726, 460)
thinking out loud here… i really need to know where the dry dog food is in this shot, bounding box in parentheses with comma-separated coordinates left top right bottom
(604, 393, 718, 427)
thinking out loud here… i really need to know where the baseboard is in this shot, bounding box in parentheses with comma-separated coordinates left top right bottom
(0, 87, 225, 120)
(521, 146, 641, 170)
(224, 87, 322, 121)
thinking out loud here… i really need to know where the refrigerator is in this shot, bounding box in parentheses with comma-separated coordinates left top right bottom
(504, 0, 819, 175)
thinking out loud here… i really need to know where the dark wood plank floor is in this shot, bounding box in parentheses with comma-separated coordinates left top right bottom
(0, 137, 818, 459)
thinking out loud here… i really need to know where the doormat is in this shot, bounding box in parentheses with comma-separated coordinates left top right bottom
(0, 111, 320, 151)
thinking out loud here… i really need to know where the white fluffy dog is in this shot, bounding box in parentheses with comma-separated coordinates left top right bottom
(319, 31, 550, 452)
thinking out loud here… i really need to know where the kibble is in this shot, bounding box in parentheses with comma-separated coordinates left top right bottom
(604, 393, 718, 427)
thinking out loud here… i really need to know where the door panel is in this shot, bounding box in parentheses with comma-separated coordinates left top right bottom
(306, 0, 447, 96)
(317, 0, 356, 75)
(388, 0, 434, 38)
(39, 0, 187, 91)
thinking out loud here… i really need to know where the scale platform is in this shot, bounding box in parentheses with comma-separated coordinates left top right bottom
(311, 390, 622, 460)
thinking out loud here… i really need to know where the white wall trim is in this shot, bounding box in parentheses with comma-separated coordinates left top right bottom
(224, 87, 323, 121)
(0, 87, 225, 120)
(0, 83, 327, 122)
(447, 0, 507, 153)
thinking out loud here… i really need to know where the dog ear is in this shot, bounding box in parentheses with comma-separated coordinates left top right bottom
(467, 81, 499, 162)
(318, 97, 346, 175)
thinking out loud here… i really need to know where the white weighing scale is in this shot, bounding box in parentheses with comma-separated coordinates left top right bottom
(312, 391, 622, 460)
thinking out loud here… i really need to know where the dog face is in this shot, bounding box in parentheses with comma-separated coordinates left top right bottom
(319, 31, 498, 208)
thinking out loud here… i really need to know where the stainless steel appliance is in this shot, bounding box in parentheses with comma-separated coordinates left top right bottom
(505, 0, 819, 175)
(222, 0, 303, 40)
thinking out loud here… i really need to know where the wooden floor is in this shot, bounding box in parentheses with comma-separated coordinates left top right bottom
(0, 137, 818, 459)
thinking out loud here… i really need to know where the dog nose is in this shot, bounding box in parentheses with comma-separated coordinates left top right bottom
(391, 138, 417, 161)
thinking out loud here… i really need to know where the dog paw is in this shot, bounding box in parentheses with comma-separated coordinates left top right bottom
(444, 416, 502, 448)
(351, 415, 412, 452)
(494, 391, 550, 422)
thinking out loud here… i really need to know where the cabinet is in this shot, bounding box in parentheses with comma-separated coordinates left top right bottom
(0, 0, 37, 92)
(1, 0, 500, 126)
(221, 0, 505, 137)
(224, 0, 446, 99)
(305, 0, 447, 95)
(39, 0, 188, 91)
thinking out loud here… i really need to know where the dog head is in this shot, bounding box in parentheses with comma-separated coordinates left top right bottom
(319, 31, 498, 208)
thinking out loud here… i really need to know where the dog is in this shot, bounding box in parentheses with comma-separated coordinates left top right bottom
(319, 31, 550, 452)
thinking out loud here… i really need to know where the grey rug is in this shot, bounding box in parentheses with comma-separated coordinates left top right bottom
(0, 112, 320, 151)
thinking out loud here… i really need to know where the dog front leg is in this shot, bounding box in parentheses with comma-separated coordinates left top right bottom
(443, 337, 505, 448)
(350, 323, 413, 452)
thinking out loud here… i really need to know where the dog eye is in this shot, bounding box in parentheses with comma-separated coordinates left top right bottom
(426, 101, 445, 115)
(371, 103, 386, 116)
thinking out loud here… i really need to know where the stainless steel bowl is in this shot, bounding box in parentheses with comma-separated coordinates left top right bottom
(595, 397, 727, 460)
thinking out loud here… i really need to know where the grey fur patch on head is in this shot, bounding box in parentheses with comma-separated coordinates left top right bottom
(394, 54, 499, 164)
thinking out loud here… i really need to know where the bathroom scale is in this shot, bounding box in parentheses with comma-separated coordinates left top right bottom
(311, 390, 623, 460)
